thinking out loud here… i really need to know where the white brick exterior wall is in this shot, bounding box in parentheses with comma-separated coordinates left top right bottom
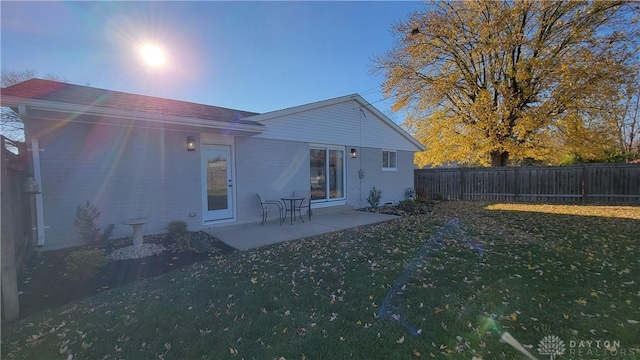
(28, 117, 202, 249)
(346, 147, 415, 208)
(232, 140, 416, 224)
(234, 137, 309, 224)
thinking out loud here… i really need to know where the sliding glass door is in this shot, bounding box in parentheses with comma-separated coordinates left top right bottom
(310, 146, 345, 202)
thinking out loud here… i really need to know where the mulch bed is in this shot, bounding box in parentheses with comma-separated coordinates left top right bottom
(16, 232, 235, 319)
(365, 199, 435, 216)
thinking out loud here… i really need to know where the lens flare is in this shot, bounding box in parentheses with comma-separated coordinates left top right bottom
(377, 218, 484, 335)
(480, 317, 501, 334)
(501, 332, 539, 360)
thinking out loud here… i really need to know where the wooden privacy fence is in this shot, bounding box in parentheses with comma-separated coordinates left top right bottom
(414, 164, 640, 204)
(1, 136, 31, 320)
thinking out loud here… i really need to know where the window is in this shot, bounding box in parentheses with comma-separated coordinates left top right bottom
(382, 150, 397, 170)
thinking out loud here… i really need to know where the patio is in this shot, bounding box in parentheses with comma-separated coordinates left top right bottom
(203, 207, 399, 250)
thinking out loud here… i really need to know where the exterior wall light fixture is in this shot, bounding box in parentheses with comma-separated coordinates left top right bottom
(350, 148, 357, 158)
(23, 176, 41, 194)
(187, 136, 196, 151)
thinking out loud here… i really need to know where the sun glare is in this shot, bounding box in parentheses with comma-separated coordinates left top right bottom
(140, 44, 166, 67)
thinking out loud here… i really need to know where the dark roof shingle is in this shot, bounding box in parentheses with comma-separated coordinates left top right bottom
(1, 78, 260, 124)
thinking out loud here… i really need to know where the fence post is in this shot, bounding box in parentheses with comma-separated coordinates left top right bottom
(1, 137, 20, 320)
(514, 166, 520, 202)
(582, 164, 588, 204)
(459, 168, 465, 201)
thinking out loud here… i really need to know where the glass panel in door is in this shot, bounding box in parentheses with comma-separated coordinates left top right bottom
(310, 147, 345, 202)
(329, 150, 344, 199)
(310, 148, 326, 200)
(203, 145, 233, 221)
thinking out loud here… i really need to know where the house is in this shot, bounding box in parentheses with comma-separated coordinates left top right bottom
(1, 79, 425, 249)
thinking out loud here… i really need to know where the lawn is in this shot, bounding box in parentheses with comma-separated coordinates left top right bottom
(2, 201, 639, 360)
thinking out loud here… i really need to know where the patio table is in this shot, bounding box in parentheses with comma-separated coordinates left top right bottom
(281, 197, 305, 225)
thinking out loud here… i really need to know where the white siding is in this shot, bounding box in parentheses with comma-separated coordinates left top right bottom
(255, 100, 418, 152)
(234, 137, 309, 224)
(346, 147, 415, 208)
(27, 117, 202, 249)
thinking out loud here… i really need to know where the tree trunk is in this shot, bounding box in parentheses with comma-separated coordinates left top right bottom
(490, 150, 510, 167)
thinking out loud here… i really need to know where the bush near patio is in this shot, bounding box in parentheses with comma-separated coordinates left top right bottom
(65, 248, 111, 281)
(166, 220, 214, 253)
(2, 201, 639, 359)
(75, 201, 115, 245)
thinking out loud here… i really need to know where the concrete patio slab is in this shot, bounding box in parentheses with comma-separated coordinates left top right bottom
(203, 209, 399, 250)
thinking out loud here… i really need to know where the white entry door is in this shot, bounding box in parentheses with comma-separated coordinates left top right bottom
(202, 145, 233, 221)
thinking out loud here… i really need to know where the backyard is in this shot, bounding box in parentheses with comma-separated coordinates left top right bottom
(2, 201, 639, 359)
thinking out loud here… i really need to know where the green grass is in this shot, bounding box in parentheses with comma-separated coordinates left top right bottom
(2, 202, 640, 359)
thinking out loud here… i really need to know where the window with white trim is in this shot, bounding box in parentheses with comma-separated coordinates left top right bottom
(382, 150, 397, 170)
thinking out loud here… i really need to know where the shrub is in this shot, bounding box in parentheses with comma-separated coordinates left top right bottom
(75, 201, 114, 245)
(166, 220, 188, 238)
(166, 220, 193, 252)
(165, 221, 214, 253)
(172, 232, 195, 252)
(366, 186, 383, 209)
(66, 248, 111, 281)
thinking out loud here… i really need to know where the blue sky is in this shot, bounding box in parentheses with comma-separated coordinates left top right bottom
(1, 1, 423, 122)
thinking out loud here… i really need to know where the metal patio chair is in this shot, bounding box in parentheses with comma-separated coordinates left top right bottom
(293, 189, 312, 221)
(257, 193, 283, 225)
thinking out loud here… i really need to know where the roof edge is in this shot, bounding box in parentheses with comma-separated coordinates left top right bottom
(246, 93, 425, 151)
(3, 96, 265, 134)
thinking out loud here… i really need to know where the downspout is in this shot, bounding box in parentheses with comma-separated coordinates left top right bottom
(31, 138, 45, 246)
(358, 103, 365, 207)
(20, 105, 45, 246)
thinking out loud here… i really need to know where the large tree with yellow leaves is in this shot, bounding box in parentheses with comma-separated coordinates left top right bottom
(376, 1, 639, 166)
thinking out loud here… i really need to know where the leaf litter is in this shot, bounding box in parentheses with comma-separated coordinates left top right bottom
(2, 201, 639, 359)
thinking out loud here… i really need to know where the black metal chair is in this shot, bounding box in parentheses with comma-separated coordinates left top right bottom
(257, 193, 283, 225)
(293, 190, 312, 221)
